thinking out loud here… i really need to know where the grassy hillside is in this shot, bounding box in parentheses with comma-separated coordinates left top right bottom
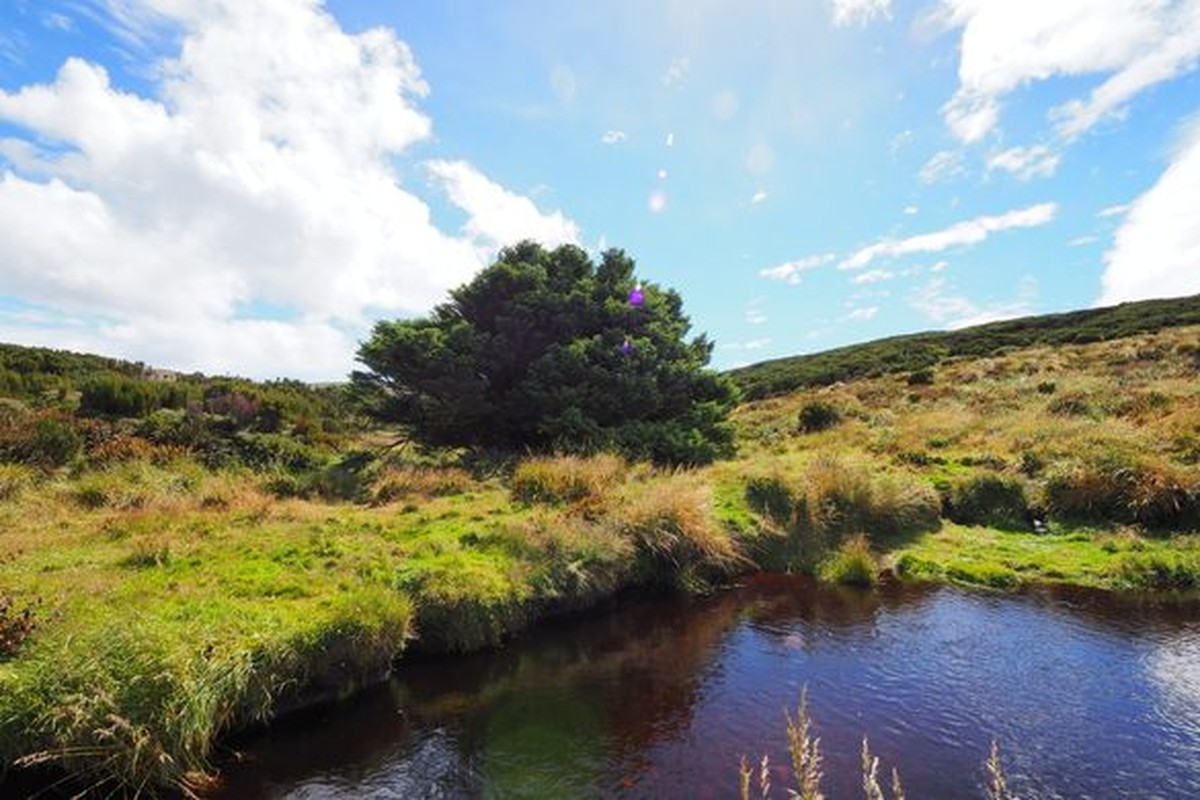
(1, 318, 1198, 796)
(726, 292, 1200, 400)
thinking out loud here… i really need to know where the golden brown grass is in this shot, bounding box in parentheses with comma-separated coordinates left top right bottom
(510, 453, 626, 506)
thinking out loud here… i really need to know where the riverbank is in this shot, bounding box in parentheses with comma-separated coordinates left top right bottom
(2, 458, 1197, 797)
(3, 328, 1198, 796)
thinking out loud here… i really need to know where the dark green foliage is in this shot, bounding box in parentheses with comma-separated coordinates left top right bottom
(728, 293, 1200, 399)
(354, 242, 737, 465)
(797, 401, 841, 433)
(947, 474, 1029, 529)
(1036, 381, 1057, 394)
(907, 368, 934, 386)
(26, 417, 82, 467)
(80, 374, 190, 418)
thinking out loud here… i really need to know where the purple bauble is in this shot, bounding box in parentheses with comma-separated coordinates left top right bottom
(620, 340, 634, 355)
(628, 286, 645, 307)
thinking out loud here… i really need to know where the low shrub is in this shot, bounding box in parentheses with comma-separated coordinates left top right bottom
(797, 401, 841, 433)
(947, 474, 1029, 529)
(907, 368, 934, 386)
(1036, 381, 1057, 394)
(510, 453, 625, 505)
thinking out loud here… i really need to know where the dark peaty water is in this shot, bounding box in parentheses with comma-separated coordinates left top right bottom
(210, 576, 1200, 799)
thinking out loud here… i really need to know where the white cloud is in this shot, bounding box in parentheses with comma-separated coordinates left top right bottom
(930, 260, 949, 272)
(986, 145, 1061, 180)
(1099, 120, 1200, 305)
(852, 269, 894, 285)
(903, 205, 919, 215)
(910, 277, 1035, 328)
(0, 0, 575, 379)
(840, 203, 1057, 270)
(600, 129, 627, 145)
(1098, 202, 1131, 218)
(831, 0, 893, 27)
(760, 253, 836, 284)
(751, 190, 768, 205)
(723, 337, 773, 351)
(919, 149, 965, 184)
(427, 160, 579, 250)
(939, 0, 1200, 142)
(846, 306, 879, 321)
(890, 129, 914, 156)
(661, 57, 689, 88)
(1069, 235, 1099, 247)
(44, 12, 76, 31)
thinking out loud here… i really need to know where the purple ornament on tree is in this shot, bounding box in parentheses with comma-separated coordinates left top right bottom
(620, 338, 634, 355)
(628, 284, 645, 307)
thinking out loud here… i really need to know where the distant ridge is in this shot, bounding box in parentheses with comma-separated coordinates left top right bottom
(727, 293, 1200, 400)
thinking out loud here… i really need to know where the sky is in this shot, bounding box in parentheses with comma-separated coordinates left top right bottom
(0, 0, 1198, 380)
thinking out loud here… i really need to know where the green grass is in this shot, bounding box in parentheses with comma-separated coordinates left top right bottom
(3, 323, 1200, 795)
(890, 523, 1200, 591)
(0, 456, 743, 794)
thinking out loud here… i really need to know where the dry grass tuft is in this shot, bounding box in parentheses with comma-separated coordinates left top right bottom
(370, 465, 474, 505)
(510, 453, 625, 506)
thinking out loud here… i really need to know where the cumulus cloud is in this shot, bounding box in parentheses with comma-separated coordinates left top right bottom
(839, 203, 1057, 270)
(986, 145, 1061, 180)
(1099, 121, 1200, 305)
(427, 160, 578, 251)
(0, 0, 576, 379)
(760, 253, 836, 284)
(831, 0, 893, 27)
(939, 0, 1200, 142)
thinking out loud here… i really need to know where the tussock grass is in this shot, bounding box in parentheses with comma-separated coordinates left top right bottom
(613, 472, 746, 588)
(0, 463, 34, 502)
(744, 458, 940, 572)
(510, 453, 626, 505)
(0, 589, 412, 796)
(820, 534, 878, 587)
(369, 465, 475, 505)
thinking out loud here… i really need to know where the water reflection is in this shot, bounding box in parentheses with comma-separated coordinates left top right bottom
(211, 577, 1200, 799)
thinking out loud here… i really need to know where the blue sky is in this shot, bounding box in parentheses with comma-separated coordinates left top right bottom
(0, 0, 1198, 379)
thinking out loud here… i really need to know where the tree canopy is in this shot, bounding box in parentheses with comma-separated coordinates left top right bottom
(352, 241, 737, 464)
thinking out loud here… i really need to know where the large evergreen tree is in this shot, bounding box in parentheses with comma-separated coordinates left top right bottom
(352, 241, 737, 464)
